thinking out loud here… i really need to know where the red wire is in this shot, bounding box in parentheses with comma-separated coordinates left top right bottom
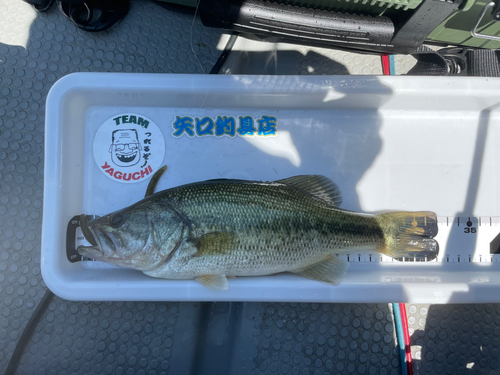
(399, 303, 413, 375)
(381, 54, 390, 75)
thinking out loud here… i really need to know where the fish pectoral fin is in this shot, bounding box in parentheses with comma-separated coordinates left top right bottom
(189, 232, 236, 256)
(292, 255, 348, 285)
(275, 175, 342, 207)
(195, 274, 229, 290)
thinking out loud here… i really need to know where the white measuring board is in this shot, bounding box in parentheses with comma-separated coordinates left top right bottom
(43, 74, 500, 303)
(435, 217, 500, 263)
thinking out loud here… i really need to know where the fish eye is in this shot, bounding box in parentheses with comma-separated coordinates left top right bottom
(110, 214, 125, 228)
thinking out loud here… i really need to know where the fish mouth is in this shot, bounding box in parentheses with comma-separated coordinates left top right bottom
(77, 244, 103, 259)
(77, 230, 117, 259)
(77, 215, 118, 260)
(77, 228, 103, 259)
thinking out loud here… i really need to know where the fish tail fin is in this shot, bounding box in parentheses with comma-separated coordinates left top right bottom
(376, 211, 439, 260)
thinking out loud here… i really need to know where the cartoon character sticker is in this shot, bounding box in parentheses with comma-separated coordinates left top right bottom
(109, 129, 142, 167)
(93, 114, 165, 184)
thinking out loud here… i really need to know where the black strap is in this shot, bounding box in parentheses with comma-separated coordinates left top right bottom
(467, 49, 500, 77)
(407, 45, 500, 77)
(407, 45, 449, 76)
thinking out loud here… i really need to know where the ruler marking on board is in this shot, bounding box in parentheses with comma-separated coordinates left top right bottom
(345, 216, 500, 263)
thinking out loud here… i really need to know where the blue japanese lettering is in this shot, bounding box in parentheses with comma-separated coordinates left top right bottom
(195, 117, 214, 136)
(215, 116, 236, 137)
(257, 116, 278, 136)
(172, 116, 194, 137)
(237, 116, 256, 136)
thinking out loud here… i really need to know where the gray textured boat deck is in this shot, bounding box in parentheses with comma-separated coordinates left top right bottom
(0, 1, 498, 374)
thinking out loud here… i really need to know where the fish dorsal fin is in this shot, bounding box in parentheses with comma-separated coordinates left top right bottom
(276, 175, 342, 207)
(292, 254, 348, 285)
(196, 274, 229, 290)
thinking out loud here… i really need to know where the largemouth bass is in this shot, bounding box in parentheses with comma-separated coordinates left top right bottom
(78, 175, 438, 290)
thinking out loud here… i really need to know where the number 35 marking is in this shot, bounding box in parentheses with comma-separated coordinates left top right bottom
(464, 227, 477, 234)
